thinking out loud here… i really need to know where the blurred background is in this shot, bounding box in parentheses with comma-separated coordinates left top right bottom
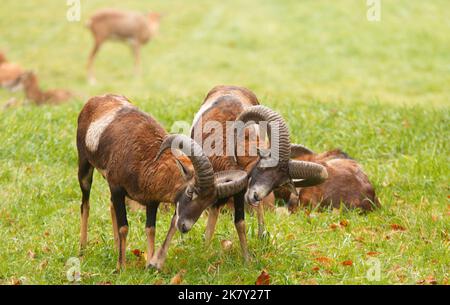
(1, 0, 448, 106)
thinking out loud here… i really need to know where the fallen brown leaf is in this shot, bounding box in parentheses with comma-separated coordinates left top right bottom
(330, 223, 338, 230)
(355, 236, 365, 243)
(366, 251, 381, 257)
(220, 240, 233, 251)
(27, 250, 36, 260)
(286, 233, 295, 240)
(342, 260, 353, 266)
(315, 257, 333, 266)
(132, 249, 142, 257)
(425, 275, 437, 285)
(38, 259, 48, 271)
(302, 278, 318, 285)
(11, 278, 22, 285)
(339, 219, 349, 227)
(391, 223, 406, 231)
(255, 270, 270, 285)
(417, 275, 438, 285)
(170, 269, 186, 285)
(312, 266, 320, 272)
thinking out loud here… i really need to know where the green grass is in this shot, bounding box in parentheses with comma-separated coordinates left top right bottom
(0, 0, 449, 284)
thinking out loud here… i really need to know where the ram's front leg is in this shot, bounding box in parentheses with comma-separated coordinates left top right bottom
(205, 206, 220, 244)
(145, 202, 159, 268)
(148, 212, 177, 271)
(234, 190, 250, 262)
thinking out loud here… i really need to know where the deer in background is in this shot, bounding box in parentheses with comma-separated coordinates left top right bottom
(0, 51, 24, 91)
(86, 9, 161, 84)
(17, 71, 72, 105)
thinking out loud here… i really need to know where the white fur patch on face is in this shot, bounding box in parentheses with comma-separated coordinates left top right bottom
(85, 108, 122, 152)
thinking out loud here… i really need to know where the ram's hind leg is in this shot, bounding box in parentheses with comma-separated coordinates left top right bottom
(145, 202, 159, 268)
(110, 186, 128, 271)
(78, 158, 94, 252)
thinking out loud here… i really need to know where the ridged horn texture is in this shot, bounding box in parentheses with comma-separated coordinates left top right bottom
(290, 144, 314, 158)
(156, 134, 215, 192)
(236, 105, 291, 163)
(288, 160, 328, 186)
(214, 170, 248, 199)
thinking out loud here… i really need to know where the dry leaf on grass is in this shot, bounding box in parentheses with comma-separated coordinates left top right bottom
(339, 219, 349, 227)
(342, 260, 353, 266)
(27, 250, 36, 260)
(314, 257, 333, 266)
(11, 278, 22, 285)
(38, 259, 48, 271)
(255, 270, 270, 285)
(132, 249, 143, 257)
(286, 233, 295, 240)
(220, 240, 233, 251)
(417, 275, 437, 285)
(170, 269, 187, 285)
(366, 251, 381, 257)
(330, 223, 338, 230)
(390, 223, 406, 231)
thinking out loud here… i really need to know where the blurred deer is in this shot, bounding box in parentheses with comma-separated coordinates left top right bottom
(18, 71, 72, 105)
(0, 51, 24, 91)
(86, 9, 161, 84)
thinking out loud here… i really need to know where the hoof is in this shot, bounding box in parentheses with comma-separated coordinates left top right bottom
(115, 264, 126, 273)
(146, 258, 163, 271)
(258, 230, 269, 240)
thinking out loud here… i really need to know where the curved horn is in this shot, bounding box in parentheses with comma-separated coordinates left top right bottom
(236, 105, 291, 163)
(214, 170, 248, 199)
(290, 144, 314, 158)
(289, 160, 328, 186)
(157, 134, 215, 192)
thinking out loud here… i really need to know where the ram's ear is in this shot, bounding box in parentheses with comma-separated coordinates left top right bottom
(175, 158, 192, 181)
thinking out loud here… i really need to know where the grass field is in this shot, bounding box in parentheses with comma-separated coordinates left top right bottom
(0, 0, 449, 285)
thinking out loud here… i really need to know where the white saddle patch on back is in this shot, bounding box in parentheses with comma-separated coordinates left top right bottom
(86, 106, 124, 152)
